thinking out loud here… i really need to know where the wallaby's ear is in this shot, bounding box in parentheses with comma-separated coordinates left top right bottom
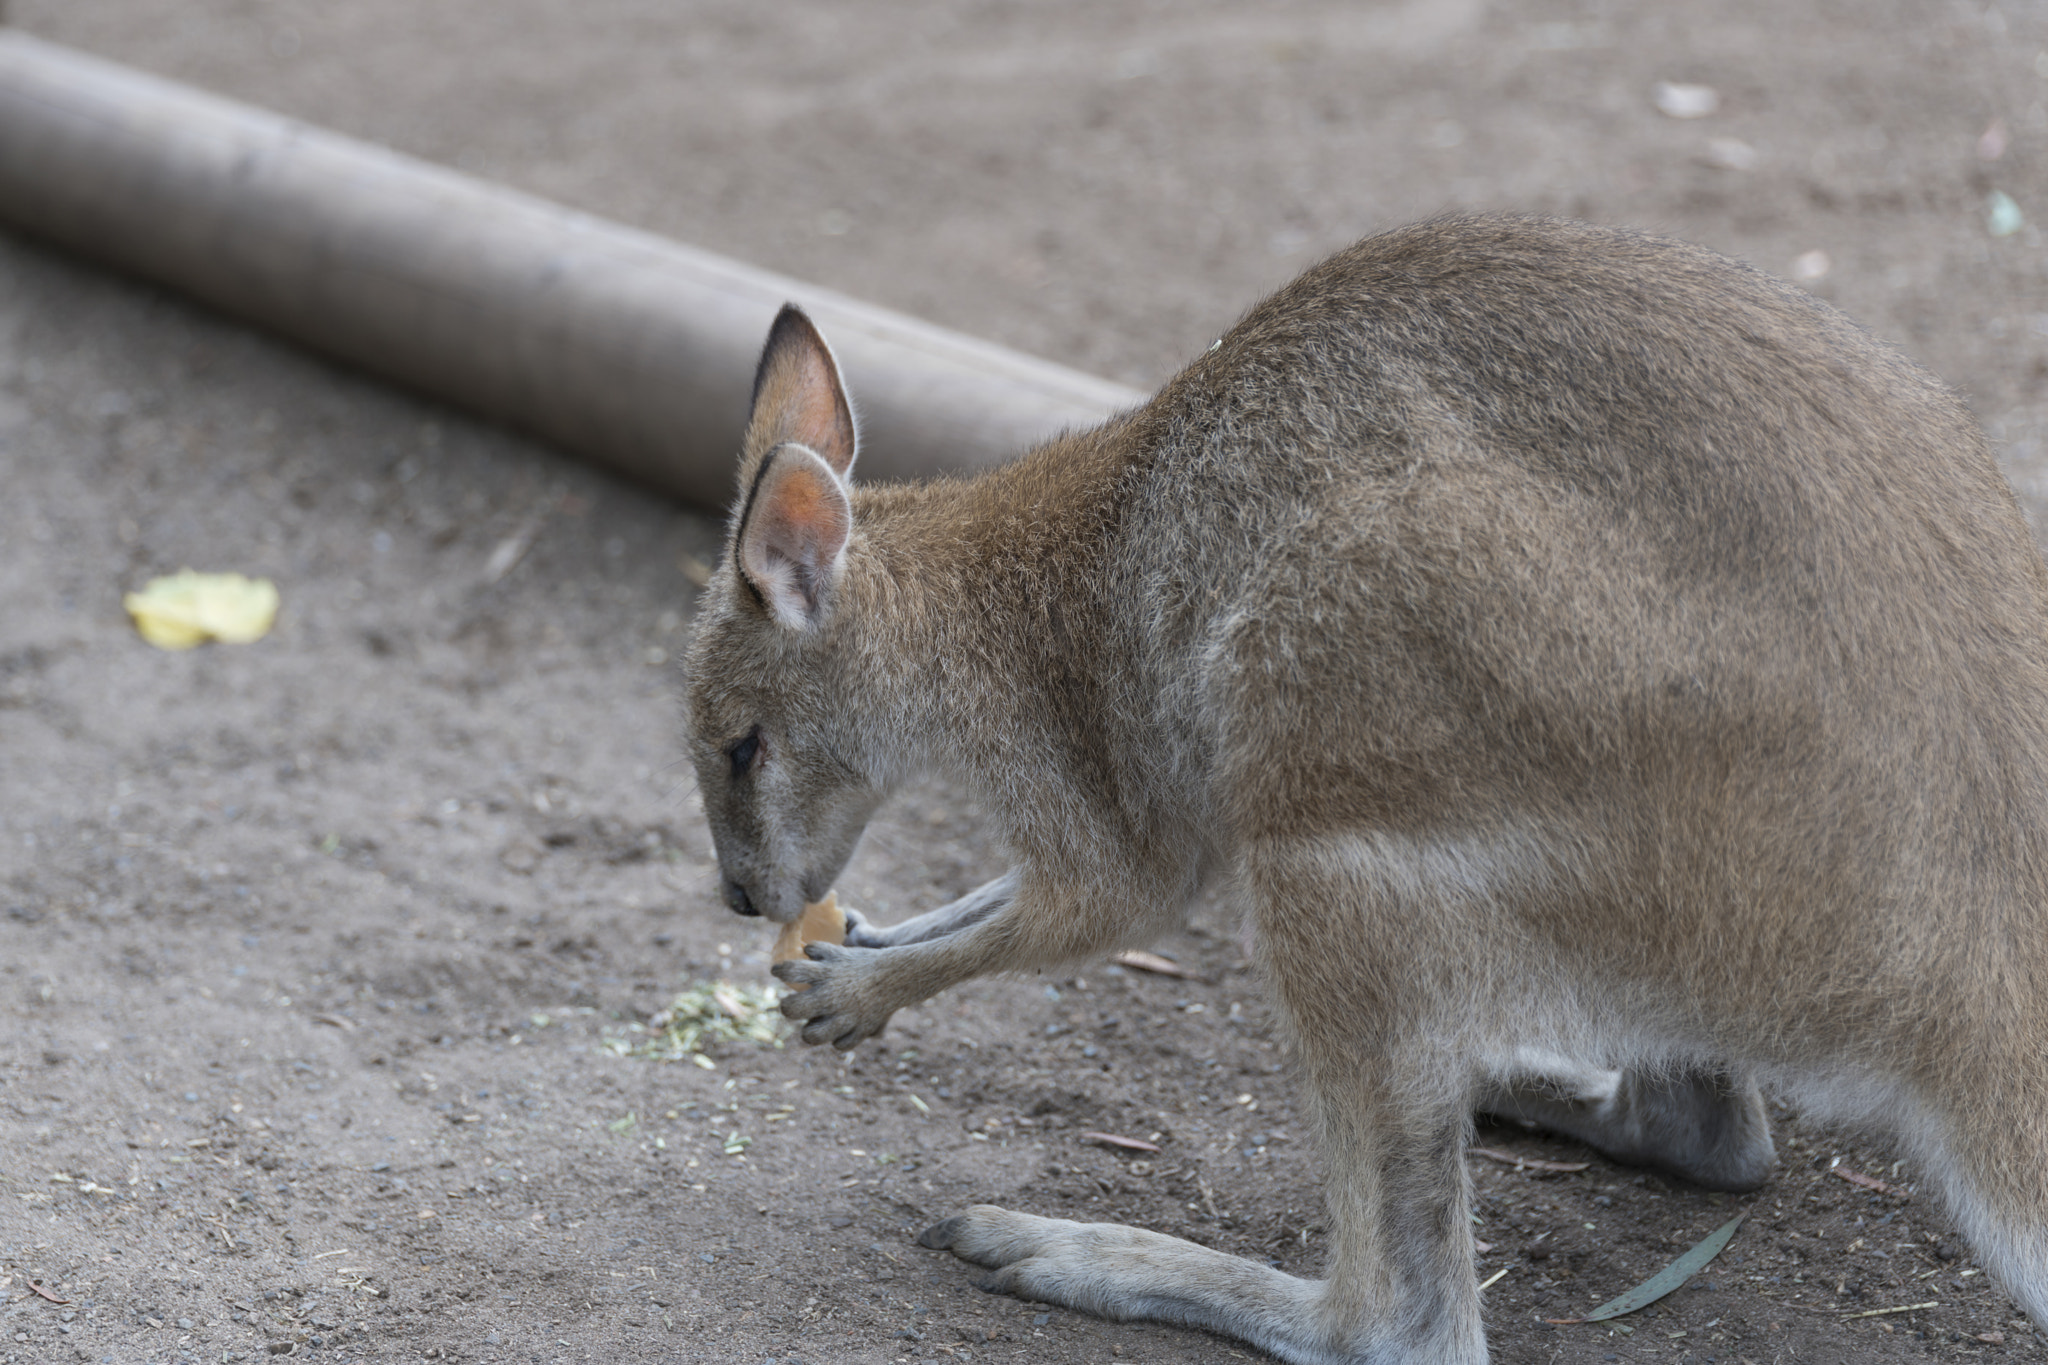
(736, 443, 852, 630)
(738, 305, 858, 491)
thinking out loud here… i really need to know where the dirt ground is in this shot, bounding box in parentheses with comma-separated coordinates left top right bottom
(3, 2, 2047, 1363)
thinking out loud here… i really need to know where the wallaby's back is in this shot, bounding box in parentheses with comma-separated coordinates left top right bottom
(1060, 215, 2048, 1055)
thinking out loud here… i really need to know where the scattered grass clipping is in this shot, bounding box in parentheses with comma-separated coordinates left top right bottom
(611, 979, 790, 1066)
(124, 570, 279, 649)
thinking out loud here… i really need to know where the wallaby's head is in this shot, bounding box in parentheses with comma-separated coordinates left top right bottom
(683, 306, 881, 924)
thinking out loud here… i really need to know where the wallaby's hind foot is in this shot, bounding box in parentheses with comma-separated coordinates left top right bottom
(1478, 1065, 1774, 1192)
(919, 1207, 1423, 1365)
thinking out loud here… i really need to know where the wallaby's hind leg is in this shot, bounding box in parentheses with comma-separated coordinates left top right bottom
(1478, 1065, 1775, 1192)
(914, 838, 1487, 1362)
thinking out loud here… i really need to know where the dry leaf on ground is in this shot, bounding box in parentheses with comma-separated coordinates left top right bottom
(124, 570, 279, 649)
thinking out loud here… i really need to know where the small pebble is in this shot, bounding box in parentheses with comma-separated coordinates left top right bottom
(1703, 136, 1758, 171)
(1793, 250, 1831, 281)
(1988, 191, 2024, 238)
(1654, 81, 1719, 118)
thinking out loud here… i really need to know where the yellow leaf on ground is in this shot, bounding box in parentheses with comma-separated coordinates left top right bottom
(124, 571, 280, 650)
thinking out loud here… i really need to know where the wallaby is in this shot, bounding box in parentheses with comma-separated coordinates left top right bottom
(682, 214, 2048, 1364)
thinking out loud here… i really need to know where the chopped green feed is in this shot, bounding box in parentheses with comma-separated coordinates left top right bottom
(605, 979, 791, 1060)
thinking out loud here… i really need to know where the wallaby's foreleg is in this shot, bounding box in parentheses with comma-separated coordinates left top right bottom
(841, 869, 1019, 948)
(1477, 1065, 1775, 1192)
(776, 866, 1175, 1049)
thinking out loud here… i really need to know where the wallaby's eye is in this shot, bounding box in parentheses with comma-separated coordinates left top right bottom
(728, 728, 762, 779)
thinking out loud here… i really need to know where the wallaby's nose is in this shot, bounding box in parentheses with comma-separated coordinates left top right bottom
(723, 878, 760, 917)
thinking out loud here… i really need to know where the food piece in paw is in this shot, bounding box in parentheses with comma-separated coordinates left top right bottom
(772, 892, 846, 988)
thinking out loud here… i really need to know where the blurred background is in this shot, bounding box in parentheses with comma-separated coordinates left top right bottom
(18, 0, 2047, 409)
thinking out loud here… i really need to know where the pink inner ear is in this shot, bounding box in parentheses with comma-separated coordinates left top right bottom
(786, 345, 855, 477)
(764, 456, 849, 561)
(740, 446, 852, 622)
(758, 307, 855, 478)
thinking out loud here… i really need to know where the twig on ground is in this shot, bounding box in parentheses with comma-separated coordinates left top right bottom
(1830, 1165, 1912, 1199)
(1112, 949, 1193, 979)
(1469, 1147, 1590, 1173)
(1081, 1131, 1161, 1153)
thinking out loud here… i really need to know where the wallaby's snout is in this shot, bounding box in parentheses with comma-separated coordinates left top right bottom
(685, 688, 871, 927)
(689, 715, 860, 925)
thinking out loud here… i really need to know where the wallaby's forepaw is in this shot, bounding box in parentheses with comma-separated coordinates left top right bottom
(773, 942, 893, 1049)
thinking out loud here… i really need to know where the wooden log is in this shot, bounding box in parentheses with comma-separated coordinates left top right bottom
(0, 32, 1143, 508)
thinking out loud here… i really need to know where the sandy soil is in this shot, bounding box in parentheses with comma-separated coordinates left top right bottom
(3, 2, 2047, 1363)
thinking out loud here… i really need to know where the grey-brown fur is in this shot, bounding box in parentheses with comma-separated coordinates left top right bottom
(682, 214, 2048, 1364)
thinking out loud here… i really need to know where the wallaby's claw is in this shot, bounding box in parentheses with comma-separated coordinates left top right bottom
(768, 951, 827, 988)
(839, 904, 887, 948)
(773, 941, 891, 1050)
